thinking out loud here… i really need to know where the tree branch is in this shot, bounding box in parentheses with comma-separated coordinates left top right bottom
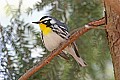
(18, 17, 105, 80)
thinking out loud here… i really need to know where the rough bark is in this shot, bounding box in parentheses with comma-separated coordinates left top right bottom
(104, 0, 120, 80)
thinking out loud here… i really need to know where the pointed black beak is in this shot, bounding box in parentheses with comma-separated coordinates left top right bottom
(32, 21, 41, 24)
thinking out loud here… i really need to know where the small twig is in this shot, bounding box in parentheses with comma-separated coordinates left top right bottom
(18, 17, 105, 80)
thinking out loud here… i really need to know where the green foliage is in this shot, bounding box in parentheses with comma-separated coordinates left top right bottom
(0, 0, 114, 80)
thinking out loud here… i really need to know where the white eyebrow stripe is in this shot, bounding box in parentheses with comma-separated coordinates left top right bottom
(40, 17, 51, 22)
(43, 17, 51, 21)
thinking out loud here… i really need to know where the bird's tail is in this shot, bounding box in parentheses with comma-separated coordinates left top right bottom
(65, 43, 87, 67)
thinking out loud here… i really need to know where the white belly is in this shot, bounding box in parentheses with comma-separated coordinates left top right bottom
(43, 31, 65, 51)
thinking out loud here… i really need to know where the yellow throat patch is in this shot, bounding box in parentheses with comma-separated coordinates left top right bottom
(39, 23, 52, 35)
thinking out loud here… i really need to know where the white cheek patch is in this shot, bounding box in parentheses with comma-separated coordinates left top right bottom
(50, 19, 56, 24)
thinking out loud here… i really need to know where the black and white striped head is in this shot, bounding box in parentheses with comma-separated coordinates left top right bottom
(32, 16, 69, 38)
(40, 16, 57, 26)
(32, 16, 57, 26)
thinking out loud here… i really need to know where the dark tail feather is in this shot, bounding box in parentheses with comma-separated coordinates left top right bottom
(72, 42, 80, 57)
(65, 42, 87, 67)
(72, 42, 87, 66)
(59, 51, 69, 60)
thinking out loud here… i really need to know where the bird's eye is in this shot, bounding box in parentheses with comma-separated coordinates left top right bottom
(43, 20, 47, 23)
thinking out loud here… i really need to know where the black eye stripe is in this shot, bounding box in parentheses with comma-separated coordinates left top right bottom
(41, 20, 46, 23)
(41, 20, 52, 27)
(41, 19, 51, 23)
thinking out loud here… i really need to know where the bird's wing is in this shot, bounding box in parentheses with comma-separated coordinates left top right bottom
(50, 24, 69, 40)
(49, 18, 70, 40)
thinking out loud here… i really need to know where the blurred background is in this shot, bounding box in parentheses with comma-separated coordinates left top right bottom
(0, 0, 114, 80)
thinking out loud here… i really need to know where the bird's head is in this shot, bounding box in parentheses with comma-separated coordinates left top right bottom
(32, 16, 56, 35)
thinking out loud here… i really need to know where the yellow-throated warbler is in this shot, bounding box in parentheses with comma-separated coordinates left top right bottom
(32, 16, 86, 67)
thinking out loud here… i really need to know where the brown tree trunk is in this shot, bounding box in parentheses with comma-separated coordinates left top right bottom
(104, 0, 120, 80)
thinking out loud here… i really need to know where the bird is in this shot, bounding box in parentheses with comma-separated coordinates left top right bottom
(32, 16, 86, 67)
